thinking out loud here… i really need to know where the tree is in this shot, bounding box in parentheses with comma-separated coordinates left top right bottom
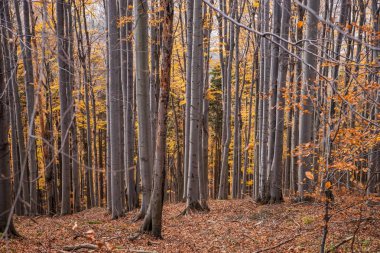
(0, 32, 19, 237)
(0, 0, 27, 215)
(108, 0, 124, 219)
(183, 0, 194, 200)
(298, 0, 320, 199)
(185, 0, 207, 211)
(135, 0, 153, 218)
(14, 0, 39, 215)
(121, 0, 138, 211)
(56, 0, 72, 215)
(269, 0, 291, 203)
(141, 0, 174, 236)
(218, 0, 236, 200)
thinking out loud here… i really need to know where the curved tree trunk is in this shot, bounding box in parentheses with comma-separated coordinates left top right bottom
(141, 0, 173, 236)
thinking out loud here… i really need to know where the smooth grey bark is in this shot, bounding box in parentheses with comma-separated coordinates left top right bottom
(56, 0, 71, 215)
(141, 0, 173, 236)
(0, 0, 26, 214)
(290, 1, 305, 194)
(298, 0, 320, 199)
(135, 0, 152, 218)
(330, 0, 350, 118)
(108, 0, 124, 218)
(73, 0, 94, 209)
(201, 5, 213, 204)
(103, 0, 112, 211)
(232, 16, 240, 199)
(183, 0, 194, 200)
(23, 0, 38, 215)
(121, 0, 138, 210)
(0, 40, 19, 235)
(14, 0, 38, 215)
(243, 50, 257, 197)
(81, 0, 96, 207)
(253, 3, 263, 200)
(149, 0, 161, 163)
(367, 0, 380, 194)
(269, 0, 291, 203)
(218, 0, 236, 200)
(258, 0, 271, 202)
(186, 0, 205, 210)
(66, 0, 80, 213)
(267, 0, 282, 188)
(9, 89, 22, 215)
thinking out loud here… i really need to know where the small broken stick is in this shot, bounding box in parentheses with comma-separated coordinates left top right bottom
(62, 243, 98, 251)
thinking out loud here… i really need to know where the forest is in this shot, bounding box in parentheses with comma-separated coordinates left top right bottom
(0, 0, 379, 252)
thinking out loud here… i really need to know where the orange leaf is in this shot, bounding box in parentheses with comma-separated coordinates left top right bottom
(305, 171, 314, 180)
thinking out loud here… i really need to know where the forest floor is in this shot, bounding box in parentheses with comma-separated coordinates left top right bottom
(1, 194, 380, 252)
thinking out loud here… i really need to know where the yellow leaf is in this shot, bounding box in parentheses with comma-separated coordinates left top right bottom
(179, 100, 186, 106)
(305, 171, 314, 180)
(253, 1, 260, 8)
(205, 89, 216, 101)
(325, 181, 332, 189)
(245, 143, 254, 151)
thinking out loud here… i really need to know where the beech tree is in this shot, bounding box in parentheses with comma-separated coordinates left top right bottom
(0, 30, 19, 237)
(298, 0, 321, 200)
(141, 0, 174, 236)
(135, 0, 153, 218)
(108, 0, 124, 218)
(1, 1, 380, 246)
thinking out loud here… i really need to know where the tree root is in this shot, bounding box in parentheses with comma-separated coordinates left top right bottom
(132, 210, 146, 222)
(179, 201, 209, 216)
(0, 222, 21, 239)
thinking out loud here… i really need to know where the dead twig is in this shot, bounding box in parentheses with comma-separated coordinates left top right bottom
(62, 243, 98, 251)
(129, 250, 158, 253)
(128, 232, 141, 241)
(253, 233, 302, 253)
(327, 236, 353, 253)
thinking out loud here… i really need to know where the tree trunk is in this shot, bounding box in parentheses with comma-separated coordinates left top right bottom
(0, 34, 19, 237)
(135, 0, 153, 218)
(269, 0, 291, 203)
(141, 0, 173, 236)
(186, 0, 206, 211)
(267, 0, 282, 191)
(56, 0, 71, 215)
(108, 0, 124, 219)
(183, 0, 194, 200)
(258, 0, 271, 202)
(0, 0, 26, 215)
(298, 0, 320, 199)
(218, 1, 235, 200)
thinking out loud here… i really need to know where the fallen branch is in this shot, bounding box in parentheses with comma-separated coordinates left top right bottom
(327, 236, 353, 253)
(253, 233, 302, 253)
(130, 250, 158, 253)
(62, 243, 98, 251)
(128, 232, 141, 241)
